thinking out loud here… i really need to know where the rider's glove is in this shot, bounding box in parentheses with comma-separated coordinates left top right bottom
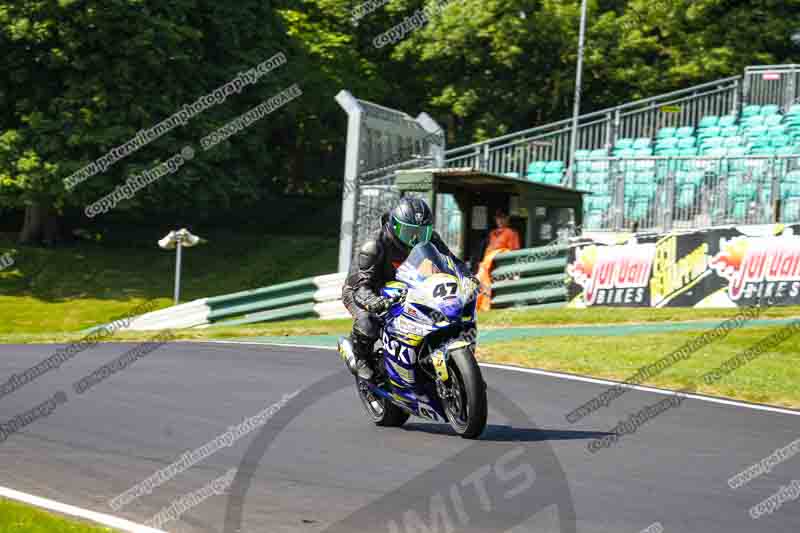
(365, 295, 394, 315)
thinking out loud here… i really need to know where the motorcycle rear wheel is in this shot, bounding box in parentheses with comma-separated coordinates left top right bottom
(357, 378, 409, 427)
(441, 347, 487, 439)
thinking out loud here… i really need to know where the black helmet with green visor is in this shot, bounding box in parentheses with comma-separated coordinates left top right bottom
(389, 197, 434, 249)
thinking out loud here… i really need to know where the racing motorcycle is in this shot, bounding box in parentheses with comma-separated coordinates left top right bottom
(338, 242, 487, 439)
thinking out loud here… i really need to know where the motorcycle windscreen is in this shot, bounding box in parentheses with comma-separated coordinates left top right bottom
(395, 242, 458, 288)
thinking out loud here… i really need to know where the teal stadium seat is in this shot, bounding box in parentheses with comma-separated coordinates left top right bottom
(700, 137, 724, 152)
(784, 170, 800, 183)
(544, 160, 565, 173)
(698, 116, 719, 128)
(655, 147, 680, 156)
(726, 181, 757, 219)
(588, 195, 612, 210)
(783, 200, 800, 222)
(741, 105, 762, 118)
(727, 146, 748, 156)
(632, 138, 652, 150)
(718, 115, 738, 128)
(784, 116, 800, 130)
(590, 181, 611, 195)
(677, 137, 697, 149)
(742, 115, 764, 127)
(678, 170, 705, 186)
(706, 147, 728, 156)
(698, 126, 721, 140)
(679, 147, 699, 156)
(749, 146, 777, 155)
(761, 104, 780, 116)
(657, 127, 677, 139)
(765, 114, 783, 127)
(575, 149, 592, 173)
(635, 156, 656, 170)
(719, 125, 740, 137)
(771, 135, 791, 148)
(636, 171, 656, 184)
(744, 127, 769, 143)
(723, 136, 744, 147)
(676, 183, 698, 209)
(615, 138, 635, 150)
(526, 161, 548, 176)
(726, 146, 748, 171)
(768, 125, 788, 137)
(655, 137, 679, 150)
(675, 126, 695, 138)
(589, 170, 609, 184)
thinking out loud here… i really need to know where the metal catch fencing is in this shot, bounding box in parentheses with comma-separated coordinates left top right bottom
(443, 76, 742, 176)
(577, 155, 800, 232)
(743, 65, 800, 110)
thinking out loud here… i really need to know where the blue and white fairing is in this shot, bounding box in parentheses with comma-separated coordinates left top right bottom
(374, 242, 479, 422)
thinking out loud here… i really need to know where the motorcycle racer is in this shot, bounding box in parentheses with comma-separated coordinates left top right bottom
(341, 197, 472, 380)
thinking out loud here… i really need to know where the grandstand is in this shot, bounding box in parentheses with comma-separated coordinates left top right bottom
(444, 65, 800, 232)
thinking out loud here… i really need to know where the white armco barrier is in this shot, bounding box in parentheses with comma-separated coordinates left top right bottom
(109, 272, 349, 331)
(123, 299, 212, 331)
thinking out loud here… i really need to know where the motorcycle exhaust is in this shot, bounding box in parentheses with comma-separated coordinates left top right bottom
(337, 337, 359, 377)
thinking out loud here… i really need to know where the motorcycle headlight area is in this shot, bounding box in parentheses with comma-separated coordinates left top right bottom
(439, 297, 463, 321)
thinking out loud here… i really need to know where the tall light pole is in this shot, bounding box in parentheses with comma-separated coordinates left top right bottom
(567, 0, 588, 189)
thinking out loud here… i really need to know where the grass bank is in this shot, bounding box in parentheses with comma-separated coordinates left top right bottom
(0, 498, 119, 532)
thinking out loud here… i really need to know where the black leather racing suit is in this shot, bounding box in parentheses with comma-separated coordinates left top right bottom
(341, 225, 464, 359)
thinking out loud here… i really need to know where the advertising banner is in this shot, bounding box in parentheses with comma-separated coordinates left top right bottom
(567, 224, 800, 307)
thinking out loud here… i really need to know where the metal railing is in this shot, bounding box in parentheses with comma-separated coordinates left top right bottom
(743, 65, 800, 110)
(443, 76, 742, 176)
(576, 155, 800, 231)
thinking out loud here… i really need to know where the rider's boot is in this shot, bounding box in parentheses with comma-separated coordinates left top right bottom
(339, 332, 375, 381)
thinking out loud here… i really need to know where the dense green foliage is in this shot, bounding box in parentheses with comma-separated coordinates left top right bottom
(0, 0, 797, 240)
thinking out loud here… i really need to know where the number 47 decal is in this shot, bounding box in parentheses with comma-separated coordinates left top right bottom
(433, 282, 458, 298)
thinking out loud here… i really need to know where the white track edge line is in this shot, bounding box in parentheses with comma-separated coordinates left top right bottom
(201, 339, 800, 418)
(0, 486, 166, 533)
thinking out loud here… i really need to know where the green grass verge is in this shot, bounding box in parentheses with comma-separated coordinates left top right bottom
(0, 498, 118, 532)
(0, 228, 337, 335)
(477, 324, 800, 409)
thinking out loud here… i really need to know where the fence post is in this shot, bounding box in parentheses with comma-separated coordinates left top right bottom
(742, 70, 751, 109)
(785, 71, 796, 111)
(605, 112, 614, 151)
(663, 162, 676, 232)
(731, 78, 741, 116)
(771, 156, 781, 223)
(613, 159, 625, 230)
(482, 143, 490, 172)
(612, 108, 621, 149)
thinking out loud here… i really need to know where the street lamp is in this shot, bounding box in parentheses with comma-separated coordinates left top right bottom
(567, 0, 588, 189)
(158, 228, 204, 305)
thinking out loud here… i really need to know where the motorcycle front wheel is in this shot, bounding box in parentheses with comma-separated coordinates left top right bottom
(441, 347, 487, 439)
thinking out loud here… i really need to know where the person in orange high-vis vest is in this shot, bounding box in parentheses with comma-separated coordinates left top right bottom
(476, 208, 522, 311)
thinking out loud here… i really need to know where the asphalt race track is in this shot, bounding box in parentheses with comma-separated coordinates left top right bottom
(0, 341, 798, 532)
